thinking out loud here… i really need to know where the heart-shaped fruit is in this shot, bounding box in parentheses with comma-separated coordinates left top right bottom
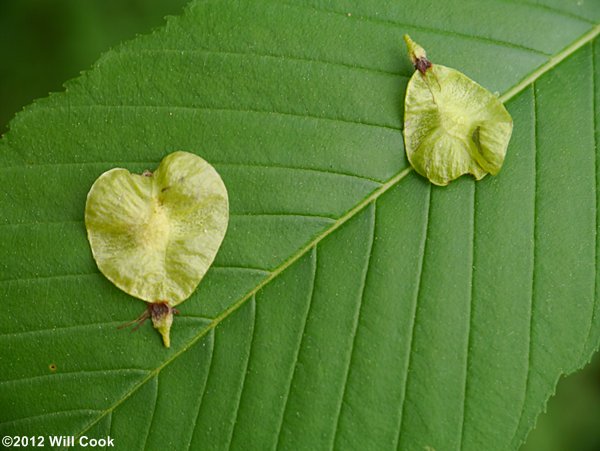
(85, 151, 229, 347)
(403, 35, 513, 186)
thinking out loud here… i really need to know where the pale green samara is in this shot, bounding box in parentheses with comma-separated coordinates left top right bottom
(403, 35, 513, 186)
(85, 151, 229, 347)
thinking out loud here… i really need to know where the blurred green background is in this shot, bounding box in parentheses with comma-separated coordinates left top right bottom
(523, 353, 600, 451)
(1, 1, 599, 449)
(0, 0, 188, 133)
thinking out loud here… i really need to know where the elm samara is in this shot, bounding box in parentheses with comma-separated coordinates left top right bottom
(403, 35, 513, 186)
(85, 151, 228, 347)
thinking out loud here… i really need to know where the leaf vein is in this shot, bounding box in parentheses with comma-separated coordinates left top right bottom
(0, 321, 127, 340)
(216, 162, 387, 184)
(140, 376, 159, 451)
(119, 48, 408, 79)
(281, 1, 551, 56)
(274, 248, 318, 450)
(0, 369, 150, 387)
(494, 0, 595, 24)
(510, 84, 539, 447)
(582, 39, 599, 358)
(231, 213, 338, 221)
(105, 412, 113, 441)
(225, 297, 257, 449)
(395, 184, 432, 450)
(0, 410, 102, 428)
(32, 104, 402, 133)
(331, 202, 377, 449)
(0, 160, 388, 184)
(183, 330, 217, 451)
(211, 265, 271, 275)
(0, 272, 99, 285)
(457, 182, 477, 449)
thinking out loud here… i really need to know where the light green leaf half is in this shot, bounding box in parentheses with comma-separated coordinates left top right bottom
(0, 1, 599, 449)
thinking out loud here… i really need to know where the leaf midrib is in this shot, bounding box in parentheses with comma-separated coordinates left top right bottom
(73, 23, 600, 440)
(499, 24, 600, 103)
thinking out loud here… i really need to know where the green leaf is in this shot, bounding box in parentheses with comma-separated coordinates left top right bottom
(0, 1, 598, 450)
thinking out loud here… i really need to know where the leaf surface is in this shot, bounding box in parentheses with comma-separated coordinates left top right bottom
(1, 1, 599, 450)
